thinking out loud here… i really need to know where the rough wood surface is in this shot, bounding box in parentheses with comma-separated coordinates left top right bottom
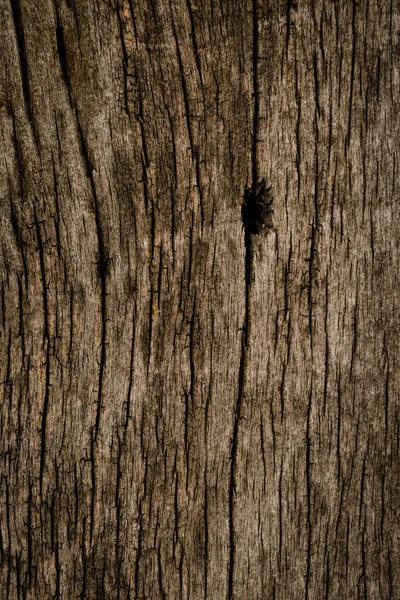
(1, 0, 399, 598)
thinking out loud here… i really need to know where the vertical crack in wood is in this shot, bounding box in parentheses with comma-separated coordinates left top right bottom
(34, 205, 51, 498)
(51, 152, 62, 260)
(347, 0, 357, 148)
(305, 384, 312, 600)
(171, 15, 194, 153)
(75, 114, 107, 444)
(251, 0, 260, 187)
(115, 432, 122, 592)
(10, 0, 32, 122)
(54, 0, 75, 111)
(10, 0, 41, 149)
(134, 498, 143, 600)
(89, 428, 96, 546)
(115, 0, 130, 117)
(124, 304, 136, 434)
(74, 113, 107, 547)
(228, 1, 259, 597)
(171, 11, 205, 231)
(295, 58, 301, 202)
(10, 107, 26, 205)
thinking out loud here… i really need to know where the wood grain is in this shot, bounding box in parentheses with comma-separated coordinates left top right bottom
(0, 0, 399, 598)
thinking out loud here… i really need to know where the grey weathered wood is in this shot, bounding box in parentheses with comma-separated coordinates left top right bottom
(0, 0, 399, 598)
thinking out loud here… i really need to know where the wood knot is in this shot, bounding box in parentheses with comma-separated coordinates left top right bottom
(242, 179, 274, 235)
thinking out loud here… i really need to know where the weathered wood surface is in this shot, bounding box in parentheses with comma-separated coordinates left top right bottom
(1, 0, 399, 598)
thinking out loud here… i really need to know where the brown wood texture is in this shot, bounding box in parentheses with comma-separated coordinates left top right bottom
(1, 0, 399, 598)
